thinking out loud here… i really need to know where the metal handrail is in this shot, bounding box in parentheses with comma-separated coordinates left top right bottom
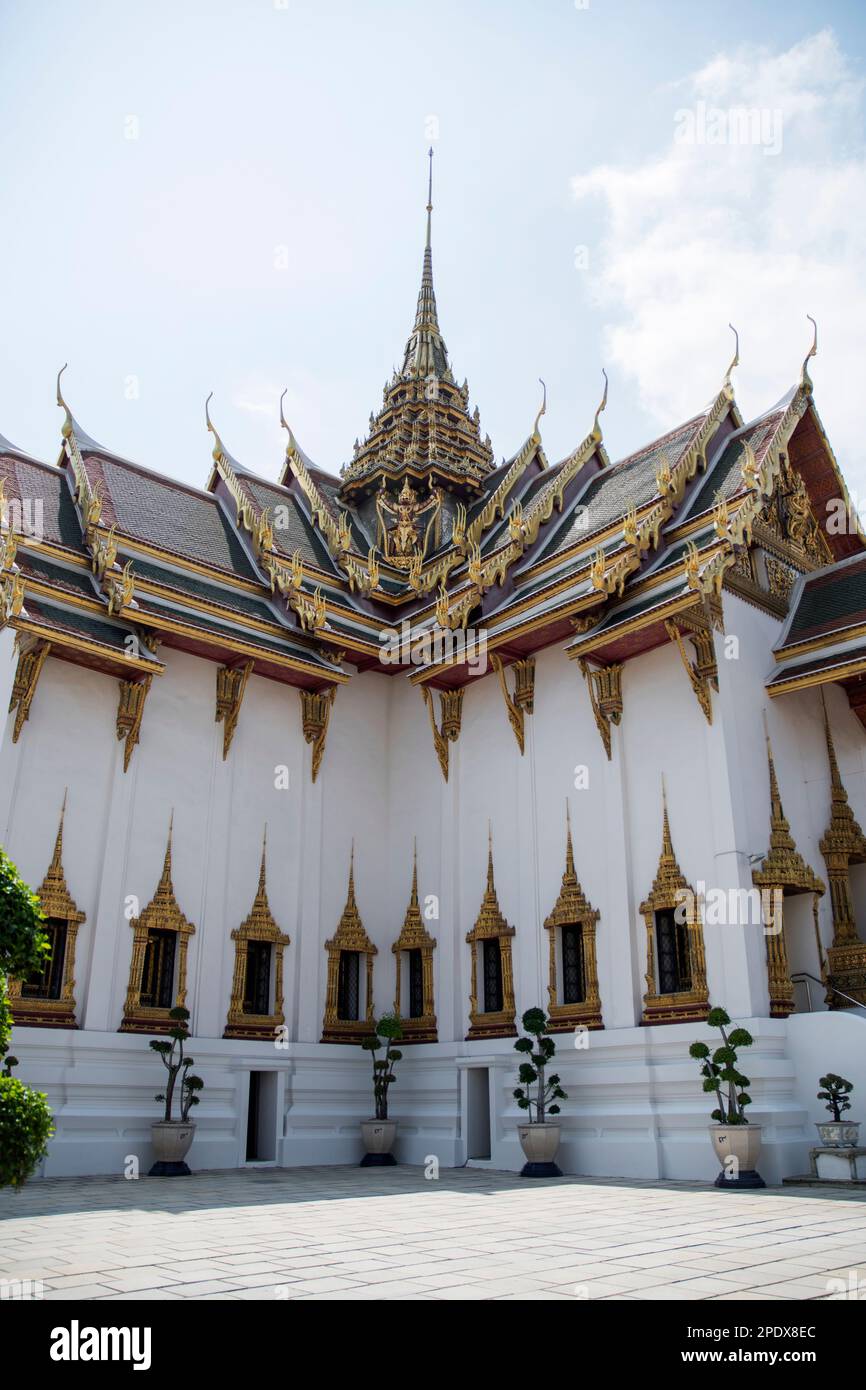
(790, 971, 864, 1012)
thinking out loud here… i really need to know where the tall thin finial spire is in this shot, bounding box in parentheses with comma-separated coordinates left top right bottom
(426, 146, 434, 250)
(565, 799, 575, 878)
(410, 838, 419, 906)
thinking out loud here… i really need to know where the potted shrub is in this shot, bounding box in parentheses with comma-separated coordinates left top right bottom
(148, 1006, 204, 1176)
(816, 1074, 859, 1148)
(689, 1006, 764, 1189)
(0, 846, 54, 1190)
(359, 1012, 403, 1166)
(513, 1007, 568, 1177)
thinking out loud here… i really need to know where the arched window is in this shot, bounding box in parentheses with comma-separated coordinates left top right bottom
(9, 794, 84, 1029)
(543, 806, 602, 1032)
(639, 791, 709, 1024)
(225, 833, 291, 1040)
(321, 847, 377, 1043)
(465, 829, 516, 1040)
(120, 816, 196, 1034)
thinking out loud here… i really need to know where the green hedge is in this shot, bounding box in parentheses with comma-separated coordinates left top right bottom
(0, 1074, 54, 1190)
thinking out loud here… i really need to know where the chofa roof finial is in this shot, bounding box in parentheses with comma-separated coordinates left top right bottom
(532, 378, 547, 443)
(723, 323, 739, 397)
(592, 368, 609, 442)
(800, 314, 818, 393)
(205, 392, 224, 463)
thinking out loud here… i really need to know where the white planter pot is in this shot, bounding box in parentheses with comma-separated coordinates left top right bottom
(360, 1119, 397, 1166)
(710, 1123, 764, 1188)
(150, 1120, 196, 1176)
(518, 1122, 562, 1176)
(816, 1121, 860, 1149)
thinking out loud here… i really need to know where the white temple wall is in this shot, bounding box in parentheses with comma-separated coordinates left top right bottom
(3, 616, 865, 1181)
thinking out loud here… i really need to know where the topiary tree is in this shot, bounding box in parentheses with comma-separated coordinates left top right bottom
(149, 1007, 204, 1122)
(361, 1013, 403, 1120)
(818, 1073, 854, 1122)
(513, 1007, 567, 1123)
(688, 1006, 755, 1125)
(0, 846, 54, 1188)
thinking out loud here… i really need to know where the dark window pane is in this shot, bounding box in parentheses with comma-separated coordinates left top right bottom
(244, 941, 272, 1015)
(337, 950, 360, 1021)
(140, 929, 177, 1009)
(562, 923, 585, 1004)
(656, 909, 692, 994)
(482, 938, 503, 1014)
(408, 949, 424, 1019)
(22, 918, 67, 1000)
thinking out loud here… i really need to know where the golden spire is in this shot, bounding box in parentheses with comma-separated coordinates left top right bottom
(49, 789, 68, 878)
(255, 825, 269, 905)
(159, 811, 175, 891)
(753, 718, 824, 895)
(822, 690, 843, 794)
(723, 323, 739, 397)
(820, 691, 866, 855)
(326, 838, 375, 953)
(413, 146, 440, 339)
(467, 822, 515, 942)
(565, 799, 575, 879)
(544, 800, 598, 934)
(36, 790, 84, 926)
(592, 368, 609, 442)
(410, 837, 419, 906)
(661, 777, 675, 861)
(800, 314, 818, 393)
(347, 839, 356, 904)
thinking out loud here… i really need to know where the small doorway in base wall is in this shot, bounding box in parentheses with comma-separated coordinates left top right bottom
(466, 1067, 491, 1161)
(246, 1071, 278, 1162)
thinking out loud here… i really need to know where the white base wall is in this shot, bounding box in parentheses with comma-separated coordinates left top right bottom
(14, 1011, 862, 1186)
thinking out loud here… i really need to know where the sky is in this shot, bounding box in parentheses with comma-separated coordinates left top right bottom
(2, 0, 866, 498)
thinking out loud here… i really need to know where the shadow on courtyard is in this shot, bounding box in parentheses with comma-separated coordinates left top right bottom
(2, 1164, 864, 1223)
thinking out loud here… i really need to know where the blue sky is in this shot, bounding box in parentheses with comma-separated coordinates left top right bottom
(2, 0, 866, 494)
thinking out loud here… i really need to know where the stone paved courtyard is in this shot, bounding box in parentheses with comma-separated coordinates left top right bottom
(2, 1166, 865, 1301)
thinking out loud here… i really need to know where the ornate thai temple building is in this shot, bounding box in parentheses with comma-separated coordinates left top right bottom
(2, 157, 866, 1181)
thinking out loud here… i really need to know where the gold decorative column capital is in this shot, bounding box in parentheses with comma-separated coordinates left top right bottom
(116, 674, 153, 772)
(490, 652, 535, 754)
(9, 639, 51, 742)
(299, 685, 336, 782)
(216, 659, 254, 760)
(579, 657, 622, 760)
(421, 684, 464, 781)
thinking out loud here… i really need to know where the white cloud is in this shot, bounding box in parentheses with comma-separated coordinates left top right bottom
(573, 29, 866, 488)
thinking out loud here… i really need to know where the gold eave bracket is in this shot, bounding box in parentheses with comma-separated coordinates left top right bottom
(216, 659, 254, 760)
(490, 653, 534, 755)
(422, 685, 464, 781)
(578, 657, 622, 760)
(117, 674, 153, 771)
(665, 616, 718, 725)
(300, 686, 336, 782)
(9, 638, 51, 742)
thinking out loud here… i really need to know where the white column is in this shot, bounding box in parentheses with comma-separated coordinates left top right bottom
(437, 732, 460, 1042)
(703, 679, 770, 1019)
(81, 738, 138, 1032)
(598, 734, 642, 1028)
(515, 714, 544, 1022)
(192, 721, 234, 1039)
(295, 737, 325, 1043)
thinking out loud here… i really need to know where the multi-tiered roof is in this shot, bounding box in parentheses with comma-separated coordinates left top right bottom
(2, 162, 864, 759)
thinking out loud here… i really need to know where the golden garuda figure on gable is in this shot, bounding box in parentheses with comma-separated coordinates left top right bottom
(376, 477, 442, 565)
